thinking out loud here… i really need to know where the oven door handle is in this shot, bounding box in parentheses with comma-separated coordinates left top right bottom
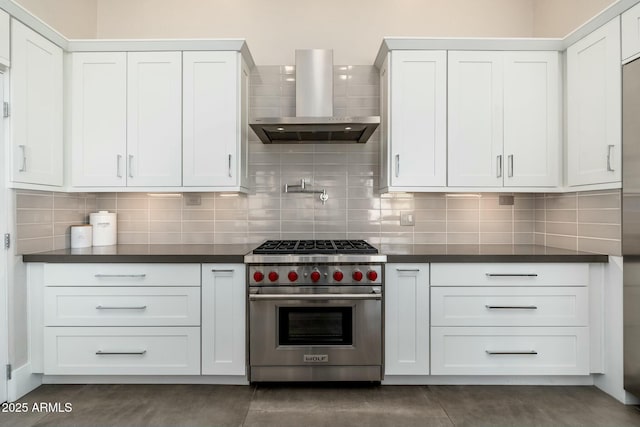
(249, 293, 382, 301)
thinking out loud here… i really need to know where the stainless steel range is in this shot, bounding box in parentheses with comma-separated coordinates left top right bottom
(244, 240, 386, 382)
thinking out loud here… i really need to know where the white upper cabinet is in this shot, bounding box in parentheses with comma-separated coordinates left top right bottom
(0, 9, 9, 67)
(127, 52, 182, 187)
(448, 51, 560, 188)
(567, 17, 621, 187)
(11, 19, 63, 186)
(622, 2, 640, 61)
(183, 51, 249, 189)
(503, 52, 561, 187)
(380, 50, 447, 191)
(71, 52, 127, 187)
(448, 52, 503, 187)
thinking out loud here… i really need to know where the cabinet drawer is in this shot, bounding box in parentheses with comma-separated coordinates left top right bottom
(44, 327, 200, 375)
(431, 327, 589, 375)
(431, 287, 588, 327)
(44, 263, 200, 286)
(44, 287, 201, 326)
(431, 263, 589, 286)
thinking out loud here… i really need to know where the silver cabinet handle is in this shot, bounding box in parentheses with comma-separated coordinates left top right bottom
(250, 293, 382, 301)
(96, 350, 147, 356)
(395, 154, 400, 178)
(396, 268, 420, 272)
(117, 154, 122, 178)
(94, 274, 147, 278)
(485, 305, 537, 310)
(128, 154, 134, 178)
(228, 154, 232, 177)
(607, 144, 615, 172)
(508, 154, 514, 177)
(496, 155, 502, 178)
(486, 350, 537, 355)
(18, 144, 26, 172)
(96, 305, 147, 310)
(486, 273, 538, 277)
(211, 269, 235, 273)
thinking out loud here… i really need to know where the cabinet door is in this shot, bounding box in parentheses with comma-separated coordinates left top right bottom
(379, 54, 391, 189)
(389, 51, 447, 188)
(201, 264, 246, 376)
(183, 51, 239, 187)
(71, 53, 127, 187)
(503, 52, 560, 187)
(385, 264, 429, 375)
(567, 17, 621, 187)
(448, 51, 503, 187)
(622, 2, 640, 61)
(127, 51, 182, 187)
(11, 20, 63, 186)
(0, 10, 9, 67)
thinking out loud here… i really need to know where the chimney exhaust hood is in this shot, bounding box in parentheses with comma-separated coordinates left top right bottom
(249, 49, 380, 144)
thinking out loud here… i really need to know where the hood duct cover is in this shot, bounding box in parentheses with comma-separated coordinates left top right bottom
(249, 49, 380, 144)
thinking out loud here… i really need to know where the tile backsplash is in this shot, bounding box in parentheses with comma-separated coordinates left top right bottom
(13, 64, 622, 256)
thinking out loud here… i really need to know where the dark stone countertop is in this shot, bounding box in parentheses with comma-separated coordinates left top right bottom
(22, 243, 609, 264)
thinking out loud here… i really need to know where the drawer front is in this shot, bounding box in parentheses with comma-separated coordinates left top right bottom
(431, 263, 589, 286)
(44, 327, 200, 375)
(44, 287, 201, 326)
(431, 327, 589, 375)
(45, 263, 200, 286)
(431, 287, 588, 327)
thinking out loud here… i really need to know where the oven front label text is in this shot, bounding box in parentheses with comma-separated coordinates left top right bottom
(304, 354, 329, 363)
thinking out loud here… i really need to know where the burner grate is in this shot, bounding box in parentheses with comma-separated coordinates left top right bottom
(252, 239, 378, 255)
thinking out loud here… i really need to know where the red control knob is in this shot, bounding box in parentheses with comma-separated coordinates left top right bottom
(268, 271, 279, 282)
(353, 270, 364, 282)
(367, 270, 378, 281)
(288, 271, 299, 282)
(253, 271, 264, 282)
(310, 271, 321, 282)
(333, 271, 344, 282)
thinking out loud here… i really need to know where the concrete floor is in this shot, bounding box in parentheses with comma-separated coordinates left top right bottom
(2, 384, 640, 427)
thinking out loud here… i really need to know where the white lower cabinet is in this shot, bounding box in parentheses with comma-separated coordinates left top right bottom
(430, 262, 591, 377)
(42, 263, 202, 376)
(384, 264, 430, 375)
(430, 327, 589, 375)
(44, 327, 200, 375)
(201, 264, 246, 376)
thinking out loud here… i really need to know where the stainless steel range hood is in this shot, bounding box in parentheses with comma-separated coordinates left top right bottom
(250, 49, 380, 144)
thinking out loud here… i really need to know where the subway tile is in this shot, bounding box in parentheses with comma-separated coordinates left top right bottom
(578, 237, 621, 256)
(414, 221, 446, 233)
(53, 195, 82, 210)
(116, 198, 149, 210)
(448, 221, 480, 233)
(447, 210, 479, 221)
(119, 221, 150, 232)
(545, 194, 577, 210)
(281, 209, 314, 221)
(248, 209, 279, 220)
(53, 210, 85, 223)
(535, 221, 545, 233)
(545, 234, 577, 251)
(479, 209, 512, 222)
(182, 197, 215, 210)
(149, 198, 183, 210)
(213, 220, 246, 233)
(577, 223, 621, 240)
(480, 232, 513, 244)
(447, 232, 479, 244)
(315, 221, 347, 233)
(249, 220, 282, 233)
(150, 232, 182, 244)
(116, 232, 149, 244)
(414, 232, 447, 244)
(414, 197, 446, 210)
(215, 195, 248, 210)
(149, 209, 180, 221)
(214, 233, 250, 244)
(182, 210, 215, 221)
(149, 221, 181, 233)
(514, 197, 535, 210)
(515, 221, 534, 233)
(181, 232, 215, 244)
(514, 232, 534, 244)
(17, 223, 53, 239)
(16, 194, 53, 209)
(96, 198, 117, 210)
(447, 198, 480, 210)
(480, 221, 513, 233)
(347, 221, 381, 233)
(17, 237, 53, 254)
(535, 232, 546, 246)
(514, 210, 534, 221)
(16, 209, 52, 224)
(115, 210, 149, 222)
(348, 198, 381, 210)
(578, 191, 621, 209)
(578, 209, 621, 224)
(379, 232, 413, 245)
(53, 223, 78, 236)
(546, 221, 578, 236)
(347, 209, 380, 222)
(479, 198, 512, 210)
(545, 209, 577, 222)
(415, 209, 446, 221)
(54, 235, 69, 250)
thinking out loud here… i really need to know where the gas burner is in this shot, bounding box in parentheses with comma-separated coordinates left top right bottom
(252, 239, 379, 255)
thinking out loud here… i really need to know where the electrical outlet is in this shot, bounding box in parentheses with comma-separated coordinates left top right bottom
(400, 211, 415, 226)
(499, 195, 515, 206)
(185, 195, 201, 206)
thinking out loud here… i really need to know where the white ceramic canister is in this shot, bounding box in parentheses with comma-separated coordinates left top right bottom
(89, 211, 117, 246)
(70, 224, 93, 248)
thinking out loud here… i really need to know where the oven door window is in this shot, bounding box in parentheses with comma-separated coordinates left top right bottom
(278, 307, 353, 346)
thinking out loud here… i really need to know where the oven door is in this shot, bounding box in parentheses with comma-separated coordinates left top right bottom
(249, 286, 382, 368)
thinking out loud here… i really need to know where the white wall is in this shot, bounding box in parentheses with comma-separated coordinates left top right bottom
(12, 0, 97, 38)
(533, 0, 617, 37)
